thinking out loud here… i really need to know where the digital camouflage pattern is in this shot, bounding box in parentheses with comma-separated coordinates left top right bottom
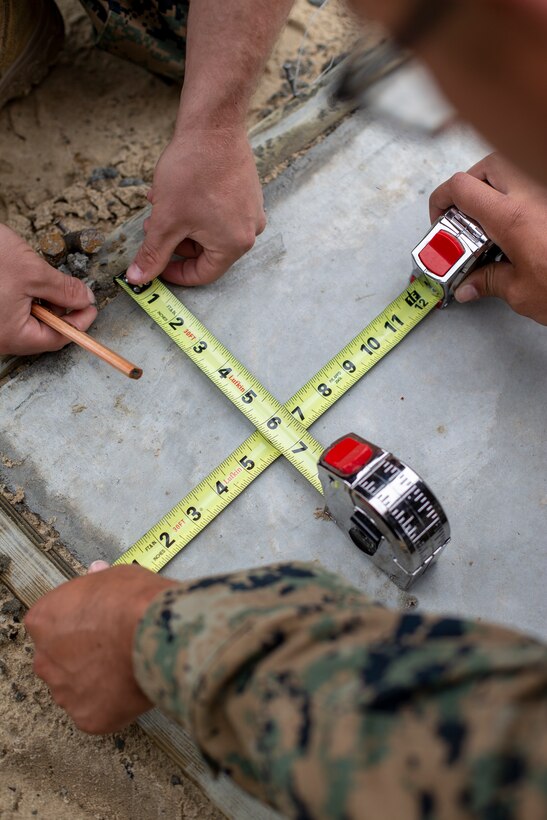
(79, 0, 189, 80)
(133, 562, 547, 819)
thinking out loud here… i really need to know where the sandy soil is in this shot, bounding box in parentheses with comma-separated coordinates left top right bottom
(0, 1, 358, 818)
(0, 0, 359, 246)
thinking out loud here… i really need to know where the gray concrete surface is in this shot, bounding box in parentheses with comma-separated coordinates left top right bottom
(1, 113, 546, 640)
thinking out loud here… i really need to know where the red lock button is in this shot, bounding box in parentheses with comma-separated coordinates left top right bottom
(419, 230, 465, 278)
(324, 436, 375, 475)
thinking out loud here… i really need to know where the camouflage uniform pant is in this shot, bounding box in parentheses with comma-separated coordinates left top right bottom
(79, 1, 189, 81)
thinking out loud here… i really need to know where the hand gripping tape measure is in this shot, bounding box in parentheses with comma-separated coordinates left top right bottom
(114, 208, 496, 589)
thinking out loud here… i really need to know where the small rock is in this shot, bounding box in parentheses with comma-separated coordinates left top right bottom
(66, 253, 90, 277)
(87, 166, 119, 185)
(0, 624, 20, 642)
(170, 774, 182, 786)
(0, 658, 7, 676)
(0, 554, 11, 574)
(119, 177, 145, 187)
(1, 598, 25, 621)
(122, 759, 134, 780)
(114, 736, 125, 751)
(11, 683, 26, 702)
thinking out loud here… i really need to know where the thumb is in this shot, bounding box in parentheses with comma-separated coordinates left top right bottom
(33, 265, 96, 311)
(126, 216, 180, 286)
(454, 261, 515, 304)
(87, 560, 111, 574)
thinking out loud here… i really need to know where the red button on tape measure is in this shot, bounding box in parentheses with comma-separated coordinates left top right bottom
(324, 436, 374, 475)
(418, 230, 464, 278)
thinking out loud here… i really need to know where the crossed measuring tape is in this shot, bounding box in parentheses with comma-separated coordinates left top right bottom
(113, 273, 442, 572)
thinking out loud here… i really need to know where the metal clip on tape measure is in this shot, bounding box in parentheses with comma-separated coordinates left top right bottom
(318, 435, 450, 589)
(413, 207, 496, 307)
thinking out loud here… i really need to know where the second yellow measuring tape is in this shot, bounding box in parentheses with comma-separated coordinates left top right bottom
(115, 274, 441, 571)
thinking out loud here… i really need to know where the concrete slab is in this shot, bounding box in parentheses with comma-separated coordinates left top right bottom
(1, 114, 546, 640)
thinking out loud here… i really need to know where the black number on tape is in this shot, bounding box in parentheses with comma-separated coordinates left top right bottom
(193, 341, 208, 353)
(216, 480, 229, 495)
(159, 532, 175, 549)
(219, 367, 232, 379)
(147, 294, 160, 304)
(267, 416, 282, 430)
(186, 506, 201, 521)
(169, 317, 184, 330)
(292, 441, 308, 454)
(317, 383, 332, 397)
(361, 337, 381, 355)
(292, 406, 305, 421)
(384, 314, 404, 333)
(240, 455, 255, 470)
(342, 360, 356, 373)
(242, 390, 257, 404)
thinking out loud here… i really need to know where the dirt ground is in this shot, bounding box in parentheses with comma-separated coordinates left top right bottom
(0, 1, 358, 818)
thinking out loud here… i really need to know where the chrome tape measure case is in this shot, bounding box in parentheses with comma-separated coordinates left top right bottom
(413, 207, 496, 307)
(319, 435, 450, 589)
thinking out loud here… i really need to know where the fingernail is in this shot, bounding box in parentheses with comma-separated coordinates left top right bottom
(126, 263, 147, 284)
(455, 284, 480, 303)
(88, 560, 111, 574)
(86, 286, 97, 305)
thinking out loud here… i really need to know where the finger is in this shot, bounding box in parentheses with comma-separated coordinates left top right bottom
(429, 172, 503, 223)
(88, 560, 111, 574)
(15, 317, 76, 355)
(454, 260, 515, 304)
(257, 211, 267, 236)
(126, 211, 182, 285)
(428, 172, 522, 248)
(161, 248, 237, 287)
(60, 305, 98, 333)
(14, 305, 98, 356)
(32, 267, 96, 311)
(466, 153, 535, 197)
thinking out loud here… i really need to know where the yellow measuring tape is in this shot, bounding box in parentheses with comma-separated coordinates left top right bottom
(114, 274, 442, 571)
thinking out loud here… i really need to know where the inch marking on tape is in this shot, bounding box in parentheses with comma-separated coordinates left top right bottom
(114, 274, 441, 572)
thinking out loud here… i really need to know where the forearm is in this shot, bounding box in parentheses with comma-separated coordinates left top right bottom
(177, 0, 294, 129)
(134, 562, 547, 819)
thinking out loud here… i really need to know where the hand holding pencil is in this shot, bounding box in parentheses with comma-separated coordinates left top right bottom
(0, 226, 142, 378)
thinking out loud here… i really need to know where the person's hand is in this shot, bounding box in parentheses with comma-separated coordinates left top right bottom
(429, 153, 547, 325)
(0, 225, 97, 356)
(125, 125, 266, 288)
(24, 563, 178, 734)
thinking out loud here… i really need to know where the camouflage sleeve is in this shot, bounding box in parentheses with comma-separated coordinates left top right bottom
(133, 562, 547, 819)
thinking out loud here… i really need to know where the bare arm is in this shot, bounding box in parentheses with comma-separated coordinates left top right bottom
(179, 0, 294, 128)
(126, 0, 294, 288)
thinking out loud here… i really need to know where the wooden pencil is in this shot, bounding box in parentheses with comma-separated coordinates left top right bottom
(31, 304, 143, 380)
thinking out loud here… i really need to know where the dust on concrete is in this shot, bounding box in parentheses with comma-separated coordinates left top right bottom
(0, 1, 359, 817)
